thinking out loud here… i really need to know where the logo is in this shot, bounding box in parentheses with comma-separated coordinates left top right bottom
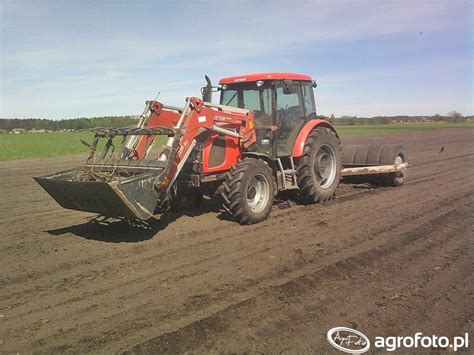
(213, 114, 232, 122)
(177, 138, 189, 158)
(327, 327, 370, 353)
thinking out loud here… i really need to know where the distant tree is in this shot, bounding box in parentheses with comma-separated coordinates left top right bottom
(447, 110, 463, 122)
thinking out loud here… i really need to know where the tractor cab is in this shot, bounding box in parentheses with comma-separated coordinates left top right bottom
(217, 73, 317, 157)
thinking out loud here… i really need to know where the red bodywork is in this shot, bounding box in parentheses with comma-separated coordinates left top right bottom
(219, 72, 312, 84)
(134, 98, 255, 181)
(292, 119, 338, 157)
(134, 101, 179, 159)
(202, 134, 240, 173)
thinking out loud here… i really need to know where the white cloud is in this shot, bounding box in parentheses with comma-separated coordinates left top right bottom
(0, 0, 471, 118)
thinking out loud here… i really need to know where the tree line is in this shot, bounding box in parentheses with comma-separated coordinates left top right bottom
(0, 116, 139, 131)
(0, 111, 471, 132)
(323, 111, 471, 125)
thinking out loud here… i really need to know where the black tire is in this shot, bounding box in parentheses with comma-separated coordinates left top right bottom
(341, 145, 369, 184)
(350, 146, 371, 183)
(366, 145, 408, 186)
(379, 145, 408, 186)
(366, 145, 384, 165)
(341, 144, 362, 166)
(222, 158, 275, 225)
(353, 145, 370, 165)
(296, 127, 342, 203)
(364, 145, 385, 185)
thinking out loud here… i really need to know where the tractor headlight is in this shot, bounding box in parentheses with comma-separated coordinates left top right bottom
(256, 80, 264, 87)
(221, 84, 228, 90)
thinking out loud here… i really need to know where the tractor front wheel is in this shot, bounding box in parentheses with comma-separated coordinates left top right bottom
(296, 127, 341, 203)
(222, 158, 275, 225)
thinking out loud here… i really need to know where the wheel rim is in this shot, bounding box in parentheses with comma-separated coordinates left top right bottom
(314, 144, 337, 189)
(247, 173, 270, 213)
(395, 155, 407, 179)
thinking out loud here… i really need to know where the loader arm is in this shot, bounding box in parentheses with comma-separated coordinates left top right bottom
(131, 97, 257, 192)
(34, 97, 257, 220)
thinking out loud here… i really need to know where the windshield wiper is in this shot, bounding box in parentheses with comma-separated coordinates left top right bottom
(225, 92, 238, 106)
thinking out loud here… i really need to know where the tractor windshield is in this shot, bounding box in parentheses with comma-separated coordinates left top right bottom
(220, 83, 273, 154)
(220, 83, 272, 126)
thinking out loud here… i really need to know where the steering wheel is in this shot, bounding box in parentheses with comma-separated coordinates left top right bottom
(277, 111, 289, 131)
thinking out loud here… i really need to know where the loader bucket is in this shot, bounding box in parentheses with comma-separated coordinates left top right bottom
(34, 169, 160, 220)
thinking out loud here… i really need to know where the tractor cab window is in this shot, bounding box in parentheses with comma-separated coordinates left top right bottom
(243, 89, 271, 113)
(242, 89, 259, 111)
(275, 82, 305, 156)
(302, 83, 316, 118)
(221, 89, 238, 107)
(242, 87, 272, 127)
(220, 84, 272, 127)
(220, 83, 273, 154)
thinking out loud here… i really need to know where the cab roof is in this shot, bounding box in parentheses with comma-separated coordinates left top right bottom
(219, 72, 313, 85)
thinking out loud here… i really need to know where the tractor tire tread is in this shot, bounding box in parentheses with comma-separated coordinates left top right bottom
(296, 127, 341, 204)
(222, 158, 275, 225)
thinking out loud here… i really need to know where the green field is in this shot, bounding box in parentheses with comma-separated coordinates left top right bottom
(0, 122, 472, 161)
(0, 132, 168, 161)
(335, 121, 474, 137)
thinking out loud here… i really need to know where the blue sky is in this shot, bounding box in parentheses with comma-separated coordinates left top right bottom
(0, 0, 472, 119)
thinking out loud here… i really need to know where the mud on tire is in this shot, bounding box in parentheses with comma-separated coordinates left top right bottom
(296, 127, 342, 203)
(222, 158, 275, 225)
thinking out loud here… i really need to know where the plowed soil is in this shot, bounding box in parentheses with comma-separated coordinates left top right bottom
(0, 128, 472, 353)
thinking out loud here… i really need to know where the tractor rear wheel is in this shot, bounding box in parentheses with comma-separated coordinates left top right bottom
(222, 158, 275, 225)
(296, 127, 341, 203)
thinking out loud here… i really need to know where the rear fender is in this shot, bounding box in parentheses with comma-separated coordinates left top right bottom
(291, 119, 338, 158)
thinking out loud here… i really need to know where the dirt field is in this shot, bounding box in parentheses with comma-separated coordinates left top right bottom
(0, 128, 472, 353)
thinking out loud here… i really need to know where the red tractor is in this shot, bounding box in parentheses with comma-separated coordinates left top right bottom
(35, 73, 408, 224)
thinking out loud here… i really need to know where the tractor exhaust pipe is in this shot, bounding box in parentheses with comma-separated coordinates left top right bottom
(201, 75, 213, 102)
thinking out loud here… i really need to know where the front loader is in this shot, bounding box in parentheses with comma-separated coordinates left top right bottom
(35, 73, 409, 225)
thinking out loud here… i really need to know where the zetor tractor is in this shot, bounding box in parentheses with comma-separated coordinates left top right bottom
(35, 73, 408, 225)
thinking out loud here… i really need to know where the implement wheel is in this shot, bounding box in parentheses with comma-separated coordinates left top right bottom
(360, 145, 408, 186)
(222, 158, 275, 225)
(378, 145, 408, 186)
(296, 127, 342, 203)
